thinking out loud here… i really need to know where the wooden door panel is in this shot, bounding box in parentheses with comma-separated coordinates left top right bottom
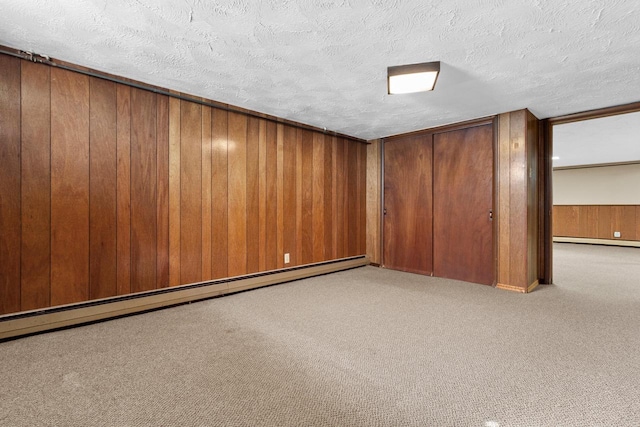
(383, 135, 433, 275)
(433, 125, 494, 285)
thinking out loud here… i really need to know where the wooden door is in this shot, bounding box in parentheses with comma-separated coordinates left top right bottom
(383, 135, 433, 275)
(433, 125, 494, 285)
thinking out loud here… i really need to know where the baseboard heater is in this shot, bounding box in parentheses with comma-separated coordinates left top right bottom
(553, 237, 640, 248)
(0, 256, 369, 341)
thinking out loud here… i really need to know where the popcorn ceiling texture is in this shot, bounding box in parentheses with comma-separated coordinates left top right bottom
(0, 0, 639, 139)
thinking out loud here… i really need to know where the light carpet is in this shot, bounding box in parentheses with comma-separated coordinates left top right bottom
(1, 243, 639, 426)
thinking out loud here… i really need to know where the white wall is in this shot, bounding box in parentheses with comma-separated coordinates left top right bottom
(553, 163, 640, 205)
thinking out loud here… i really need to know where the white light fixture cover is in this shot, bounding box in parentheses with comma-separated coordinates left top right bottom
(388, 61, 440, 94)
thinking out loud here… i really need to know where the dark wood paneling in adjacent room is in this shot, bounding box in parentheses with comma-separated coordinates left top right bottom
(0, 53, 367, 315)
(554, 205, 639, 241)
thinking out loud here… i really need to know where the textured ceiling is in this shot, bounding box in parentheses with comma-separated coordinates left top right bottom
(1, 0, 639, 140)
(553, 110, 640, 167)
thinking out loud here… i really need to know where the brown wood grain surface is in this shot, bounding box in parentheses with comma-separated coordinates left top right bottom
(156, 94, 170, 287)
(180, 100, 202, 285)
(227, 111, 247, 276)
(200, 104, 212, 281)
(323, 135, 334, 261)
(116, 85, 132, 295)
(246, 117, 261, 274)
(168, 96, 181, 285)
(433, 125, 494, 285)
(258, 119, 268, 272)
(51, 68, 90, 305)
(359, 142, 367, 256)
(130, 88, 157, 292)
(266, 121, 278, 270)
(0, 55, 21, 314)
(0, 53, 369, 315)
(20, 61, 51, 311)
(312, 133, 325, 263)
(301, 130, 314, 265)
(211, 108, 229, 279)
(89, 77, 117, 299)
(383, 135, 433, 275)
(554, 205, 639, 241)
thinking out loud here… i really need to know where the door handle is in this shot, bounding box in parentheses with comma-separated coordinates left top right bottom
(383, 208, 387, 215)
(489, 210, 493, 221)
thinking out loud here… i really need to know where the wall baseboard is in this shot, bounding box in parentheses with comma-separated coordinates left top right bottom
(496, 283, 527, 293)
(553, 237, 640, 248)
(0, 256, 369, 341)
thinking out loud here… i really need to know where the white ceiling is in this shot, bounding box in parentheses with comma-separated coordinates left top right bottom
(553, 110, 640, 167)
(1, 0, 639, 140)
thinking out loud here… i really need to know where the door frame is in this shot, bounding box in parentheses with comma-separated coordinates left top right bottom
(544, 100, 640, 285)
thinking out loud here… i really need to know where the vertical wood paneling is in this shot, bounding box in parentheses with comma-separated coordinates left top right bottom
(312, 133, 325, 263)
(180, 100, 202, 284)
(296, 130, 304, 265)
(276, 124, 285, 268)
(342, 140, 350, 257)
(508, 112, 527, 288)
(51, 68, 90, 306)
(283, 126, 297, 265)
(554, 205, 640, 241)
(130, 88, 157, 292)
(323, 135, 333, 261)
(89, 77, 117, 299)
(347, 140, 359, 256)
(366, 139, 381, 265)
(156, 94, 170, 288)
(227, 112, 247, 276)
(359, 142, 367, 255)
(246, 117, 260, 273)
(116, 85, 131, 295)
(497, 114, 511, 286)
(301, 130, 314, 264)
(1, 54, 369, 314)
(168, 96, 181, 286)
(20, 61, 51, 311)
(0, 55, 21, 314)
(258, 120, 268, 271)
(212, 109, 229, 279)
(334, 137, 346, 259)
(201, 105, 212, 281)
(266, 121, 278, 270)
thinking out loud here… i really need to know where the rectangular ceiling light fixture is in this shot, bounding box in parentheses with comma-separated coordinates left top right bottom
(388, 61, 440, 94)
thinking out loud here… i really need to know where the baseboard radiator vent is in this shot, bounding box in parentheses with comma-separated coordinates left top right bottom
(0, 256, 369, 341)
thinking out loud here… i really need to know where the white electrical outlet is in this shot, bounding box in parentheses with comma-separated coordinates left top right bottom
(284, 253, 290, 264)
(614, 231, 621, 238)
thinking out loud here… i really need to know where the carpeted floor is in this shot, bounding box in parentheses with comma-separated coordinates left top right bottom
(1, 243, 639, 426)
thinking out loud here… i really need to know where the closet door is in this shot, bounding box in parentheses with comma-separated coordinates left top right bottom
(433, 124, 494, 285)
(383, 134, 433, 275)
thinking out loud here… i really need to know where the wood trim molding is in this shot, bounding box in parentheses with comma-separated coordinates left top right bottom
(553, 160, 640, 171)
(548, 101, 640, 125)
(527, 280, 540, 293)
(383, 116, 495, 141)
(0, 256, 369, 340)
(496, 283, 527, 293)
(553, 237, 640, 248)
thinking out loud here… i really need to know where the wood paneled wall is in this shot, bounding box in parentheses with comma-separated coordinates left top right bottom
(366, 139, 382, 265)
(496, 109, 541, 292)
(0, 55, 367, 315)
(554, 205, 640, 241)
